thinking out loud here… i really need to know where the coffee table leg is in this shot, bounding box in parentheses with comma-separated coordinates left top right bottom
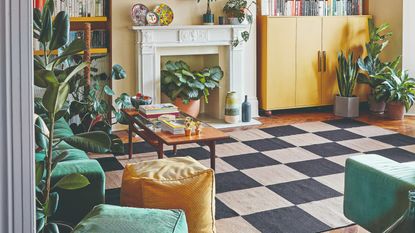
(157, 140, 164, 159)
(208, 141, 216, 170)
(128, 121, 133, 159)
(173, 145, 177, 155)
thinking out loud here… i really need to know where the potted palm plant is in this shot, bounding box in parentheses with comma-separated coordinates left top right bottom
(375, 69, 415, 120)
(335, 51, 360, 118)
(161, 60, 224, 118)
(358, 19, 401, 114)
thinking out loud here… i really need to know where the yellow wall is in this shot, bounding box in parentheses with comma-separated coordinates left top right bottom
(369, 0, 403, 62)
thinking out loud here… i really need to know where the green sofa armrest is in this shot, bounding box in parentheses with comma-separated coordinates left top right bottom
(344, 154, 415, 232)
(51, 159, 105, 226)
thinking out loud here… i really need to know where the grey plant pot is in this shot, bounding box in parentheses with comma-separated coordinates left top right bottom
(334, 95, 360, 118)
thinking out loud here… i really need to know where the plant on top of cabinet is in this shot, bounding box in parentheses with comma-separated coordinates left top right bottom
(335, 51, 360, 118)
(375, 69, 415, 120)
(223, 0, 256, 46)
(357, 19, 401, 114)
(161, 60, 224, 117)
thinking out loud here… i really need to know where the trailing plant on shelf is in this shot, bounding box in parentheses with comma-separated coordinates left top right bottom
(33, 1, 113, 232)
(334, 51, 360, 118)
(357, 18, 401, 113)
(223, 0, 256, 46)
(375, 69, 415, 120)
(161, 60, 224, 117)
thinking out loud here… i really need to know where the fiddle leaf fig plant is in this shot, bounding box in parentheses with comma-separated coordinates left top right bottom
(161, 60, 224, 104)
(33, 1, 113, 232)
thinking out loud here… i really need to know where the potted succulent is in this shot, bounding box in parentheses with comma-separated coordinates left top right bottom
(375, 69, 415, 120)
(161, 60, 224, 118)
(223, 0, 256, 46)
(335, 51, 360, 118)
(358, 19, 401, 114)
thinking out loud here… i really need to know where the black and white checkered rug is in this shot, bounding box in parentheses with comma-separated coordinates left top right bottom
(94, 119, 415, 233)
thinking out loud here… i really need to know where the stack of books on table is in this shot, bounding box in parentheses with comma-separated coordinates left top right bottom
(138, 104, 180, 118)
(160, 120, 185, 135)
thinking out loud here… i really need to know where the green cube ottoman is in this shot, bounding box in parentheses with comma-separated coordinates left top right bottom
(72, 204, 188, 233)
(344, 154, 415, 232)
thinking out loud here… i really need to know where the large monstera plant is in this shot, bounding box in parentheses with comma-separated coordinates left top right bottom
(34, 1, 113, 232)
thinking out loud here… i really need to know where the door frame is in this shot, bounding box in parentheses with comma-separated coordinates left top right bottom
(0, 0, 35, 232)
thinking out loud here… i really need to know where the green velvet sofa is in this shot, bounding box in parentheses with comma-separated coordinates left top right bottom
(344, 154, 415, 232)
(35, 117, 106, 226)
(72, 204, 188, 233)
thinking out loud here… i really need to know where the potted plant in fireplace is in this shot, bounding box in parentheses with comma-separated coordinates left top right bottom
(334, 51, 360, 118)
(161, 60, 224, 118)
(375, 69, 415, 120)
(357, 18, 401, 114)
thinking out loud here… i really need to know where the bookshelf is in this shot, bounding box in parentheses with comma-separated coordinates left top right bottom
(33, 48, 108, 56)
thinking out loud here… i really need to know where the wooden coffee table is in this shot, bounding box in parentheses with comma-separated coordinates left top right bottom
(122, 108, 230, 170)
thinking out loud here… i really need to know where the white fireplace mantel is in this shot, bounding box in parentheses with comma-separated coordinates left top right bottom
(132, 25, 259, 122)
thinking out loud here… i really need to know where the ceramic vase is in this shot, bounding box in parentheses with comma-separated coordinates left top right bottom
(242, 95, 251, 122)
(224, 91, 240, 124)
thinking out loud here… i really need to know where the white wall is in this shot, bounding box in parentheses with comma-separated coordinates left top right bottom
(403, 0, 415, 114)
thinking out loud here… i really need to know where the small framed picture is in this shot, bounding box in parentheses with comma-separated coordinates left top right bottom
(146, 11, 159, 26)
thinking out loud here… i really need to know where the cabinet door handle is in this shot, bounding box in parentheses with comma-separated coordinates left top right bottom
(318, 51, 322, 72)
(323, 51, 327, 72)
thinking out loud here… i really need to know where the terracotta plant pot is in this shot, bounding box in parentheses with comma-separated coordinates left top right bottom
(174, 99, 200, 118)
(386, 102, 406, 120)
(368, 94, 386, 114)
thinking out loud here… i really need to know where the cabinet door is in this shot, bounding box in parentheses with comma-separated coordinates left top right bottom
(265, 18, 297, 109)
(349, 16, 371, 101)
(296, 17, 322, 107)
(321, 17, 349, 105)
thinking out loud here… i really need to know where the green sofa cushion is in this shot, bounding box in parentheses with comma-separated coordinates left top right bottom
(72, 204, 188, 233)
(344, 154, 415, 232)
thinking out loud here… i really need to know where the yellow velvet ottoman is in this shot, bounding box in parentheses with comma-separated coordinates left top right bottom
(120, 156, 216, 233)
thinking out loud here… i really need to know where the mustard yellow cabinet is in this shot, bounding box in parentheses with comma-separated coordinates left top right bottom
(258, 15, 371, 111)
(296, 17, 322, 107)
(321, 17, 349, 105)
(258, 17, 297, 110)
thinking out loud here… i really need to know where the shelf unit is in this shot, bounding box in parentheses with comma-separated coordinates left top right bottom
(34, 48, 108, 56)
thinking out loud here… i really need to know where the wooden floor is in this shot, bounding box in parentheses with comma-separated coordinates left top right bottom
(114, 108, 415, 233)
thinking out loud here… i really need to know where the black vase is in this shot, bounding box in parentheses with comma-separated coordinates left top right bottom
(242, 95, 251, 122)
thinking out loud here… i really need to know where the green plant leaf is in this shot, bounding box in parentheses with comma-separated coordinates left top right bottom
(112, 64, 127, 80)
(42, 0, 55, 14)
(49, 11, 69, 50)
(109, 134, 124, 154)
(35, 161, 45, 186)
(36, 217, 45, 233)
(54, 173, 90, 190)
(45, 192, 59, 217)
(62, 131, 111, 153)
(39, 9, 52, 43)
(52, 151, 69, 170)
(43, 82, 69, 116)
(103, 85, 115, 96)
(33, 8, 42, 33)
(46, 223, 59, 233)
(50, 39, 86, 66)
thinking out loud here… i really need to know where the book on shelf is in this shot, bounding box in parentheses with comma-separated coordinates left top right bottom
(33, 30, 108, 51)
(261, 0, 364, 16)
(51, 0, 106, 17)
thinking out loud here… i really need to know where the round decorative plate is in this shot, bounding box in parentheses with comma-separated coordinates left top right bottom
(153, 4, 174, 26)
(146, 11, 159, 26)
(131, 3, 149, 26)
